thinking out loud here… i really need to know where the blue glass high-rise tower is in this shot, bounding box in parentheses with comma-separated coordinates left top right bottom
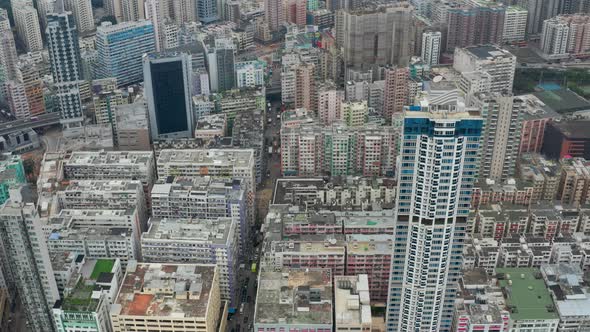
(96, 20, 155, 87)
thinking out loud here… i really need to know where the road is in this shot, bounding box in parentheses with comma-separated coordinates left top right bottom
(0, 113, 61, 136)
(226, 99, 282, 332)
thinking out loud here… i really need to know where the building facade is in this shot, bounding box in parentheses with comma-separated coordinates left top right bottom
(144, 51, 194, 139)
(46, 4, 84, 124)
(386, 91, 483, 331)
(336, 4, 416, 69)
(96, 21, 156, 87)
(0, 188, 60, 332)
(421, 31, 441, 66)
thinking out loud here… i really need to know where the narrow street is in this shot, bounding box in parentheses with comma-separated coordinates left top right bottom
(227, 98, 282, 332)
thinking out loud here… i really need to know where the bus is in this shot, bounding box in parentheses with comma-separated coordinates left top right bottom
(251, 263, 257, 273)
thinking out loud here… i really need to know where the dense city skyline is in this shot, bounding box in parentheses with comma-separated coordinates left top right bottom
(0, 0, 590, 332)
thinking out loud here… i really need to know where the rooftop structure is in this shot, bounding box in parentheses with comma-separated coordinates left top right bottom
(541, 263, 590, 331)
(334, 275, 372, 330)
(0, 154, 26, 205)
(53, 257, 122, 332)
(495, 268, 559, 324)
(110, 263, 221, 332)
(532, 89, 590, 115)
(194, 114, 227, 140)
(113, 100, 150, 151)
(543, 120, 590, 160)
(156, 149, 254, 178)
(254, 268, 333, 330)
(141, 217, 239, 305)
(272, 177, 396, 211)
(63, 151, 156, 186)
(150, 176, 247, 250)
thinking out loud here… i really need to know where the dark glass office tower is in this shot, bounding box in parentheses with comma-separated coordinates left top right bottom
(143, 52, 194, 140)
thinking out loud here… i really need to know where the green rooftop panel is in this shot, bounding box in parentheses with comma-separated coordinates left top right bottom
(90, 259, 114, 279)
(496, 268, 558, 321)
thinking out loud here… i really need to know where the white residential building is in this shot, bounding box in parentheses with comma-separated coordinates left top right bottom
(503, 6, 527, 42)
(141, 217, 240, 304)
(540, 17, 571, 58)
(46, 209, 140, 265)
(150, 176, 248, 249)
(235, 60, 266, 88)
(13, 5, 43, 52)
(386, 90, 483, 331)
(58, 179, 148, 231)
(453, 45, 516, 94)
(156, 149, 255, 206)
(62, 151, 156, 191)
(64, 0, 95, 33)
(335, 275, 372, 331)
(0, 187, 60, 332)
(421, 31, 441, 66)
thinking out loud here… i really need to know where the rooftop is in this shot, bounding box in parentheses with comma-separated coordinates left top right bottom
(65, 151, 154, 167)
(532, 89, 590, 115)
(334, 275, 371, 327)
(255, 269, 333, 326)
(115, 101, 149, 131)
(157, 149, 254, 167)
(143, 218, 235, 245)
(549, 120, 590, 139)
(496, 268, 559, 321)
(64, 180, 141, 193)
(464, 45, 515, 60)
(517, 94, 562, 120)
(195, 114, 227, 131)
(541, 264, 590, 317)
(150, 176, 244, 200)
(346, 234, 393, 254)
(112, 263, 216, 318)
(57, 258, 118, 312)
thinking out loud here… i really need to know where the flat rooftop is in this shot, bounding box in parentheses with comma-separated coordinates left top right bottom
(255, 269, 333, 326)
(143, 218, 235, 245)
(334, 275, 371, 327)
(49, 226, 133, 241)
(57, 258, 117, 312)
(112, 263, 216, 318)
(64, 180, 141, 193)
(195, 114, 227, 131)
(496, 268, 559, 321)
(65, 151, 154, 166)
(157, 149, 254, 166)
(550, 120, 590, 139)
(465, 45, 515, 60)
(115, 102, 149, 130)
(346, 234, 393, 255)
(150, 177, 245, 200)
(533, 89, 590, 115)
